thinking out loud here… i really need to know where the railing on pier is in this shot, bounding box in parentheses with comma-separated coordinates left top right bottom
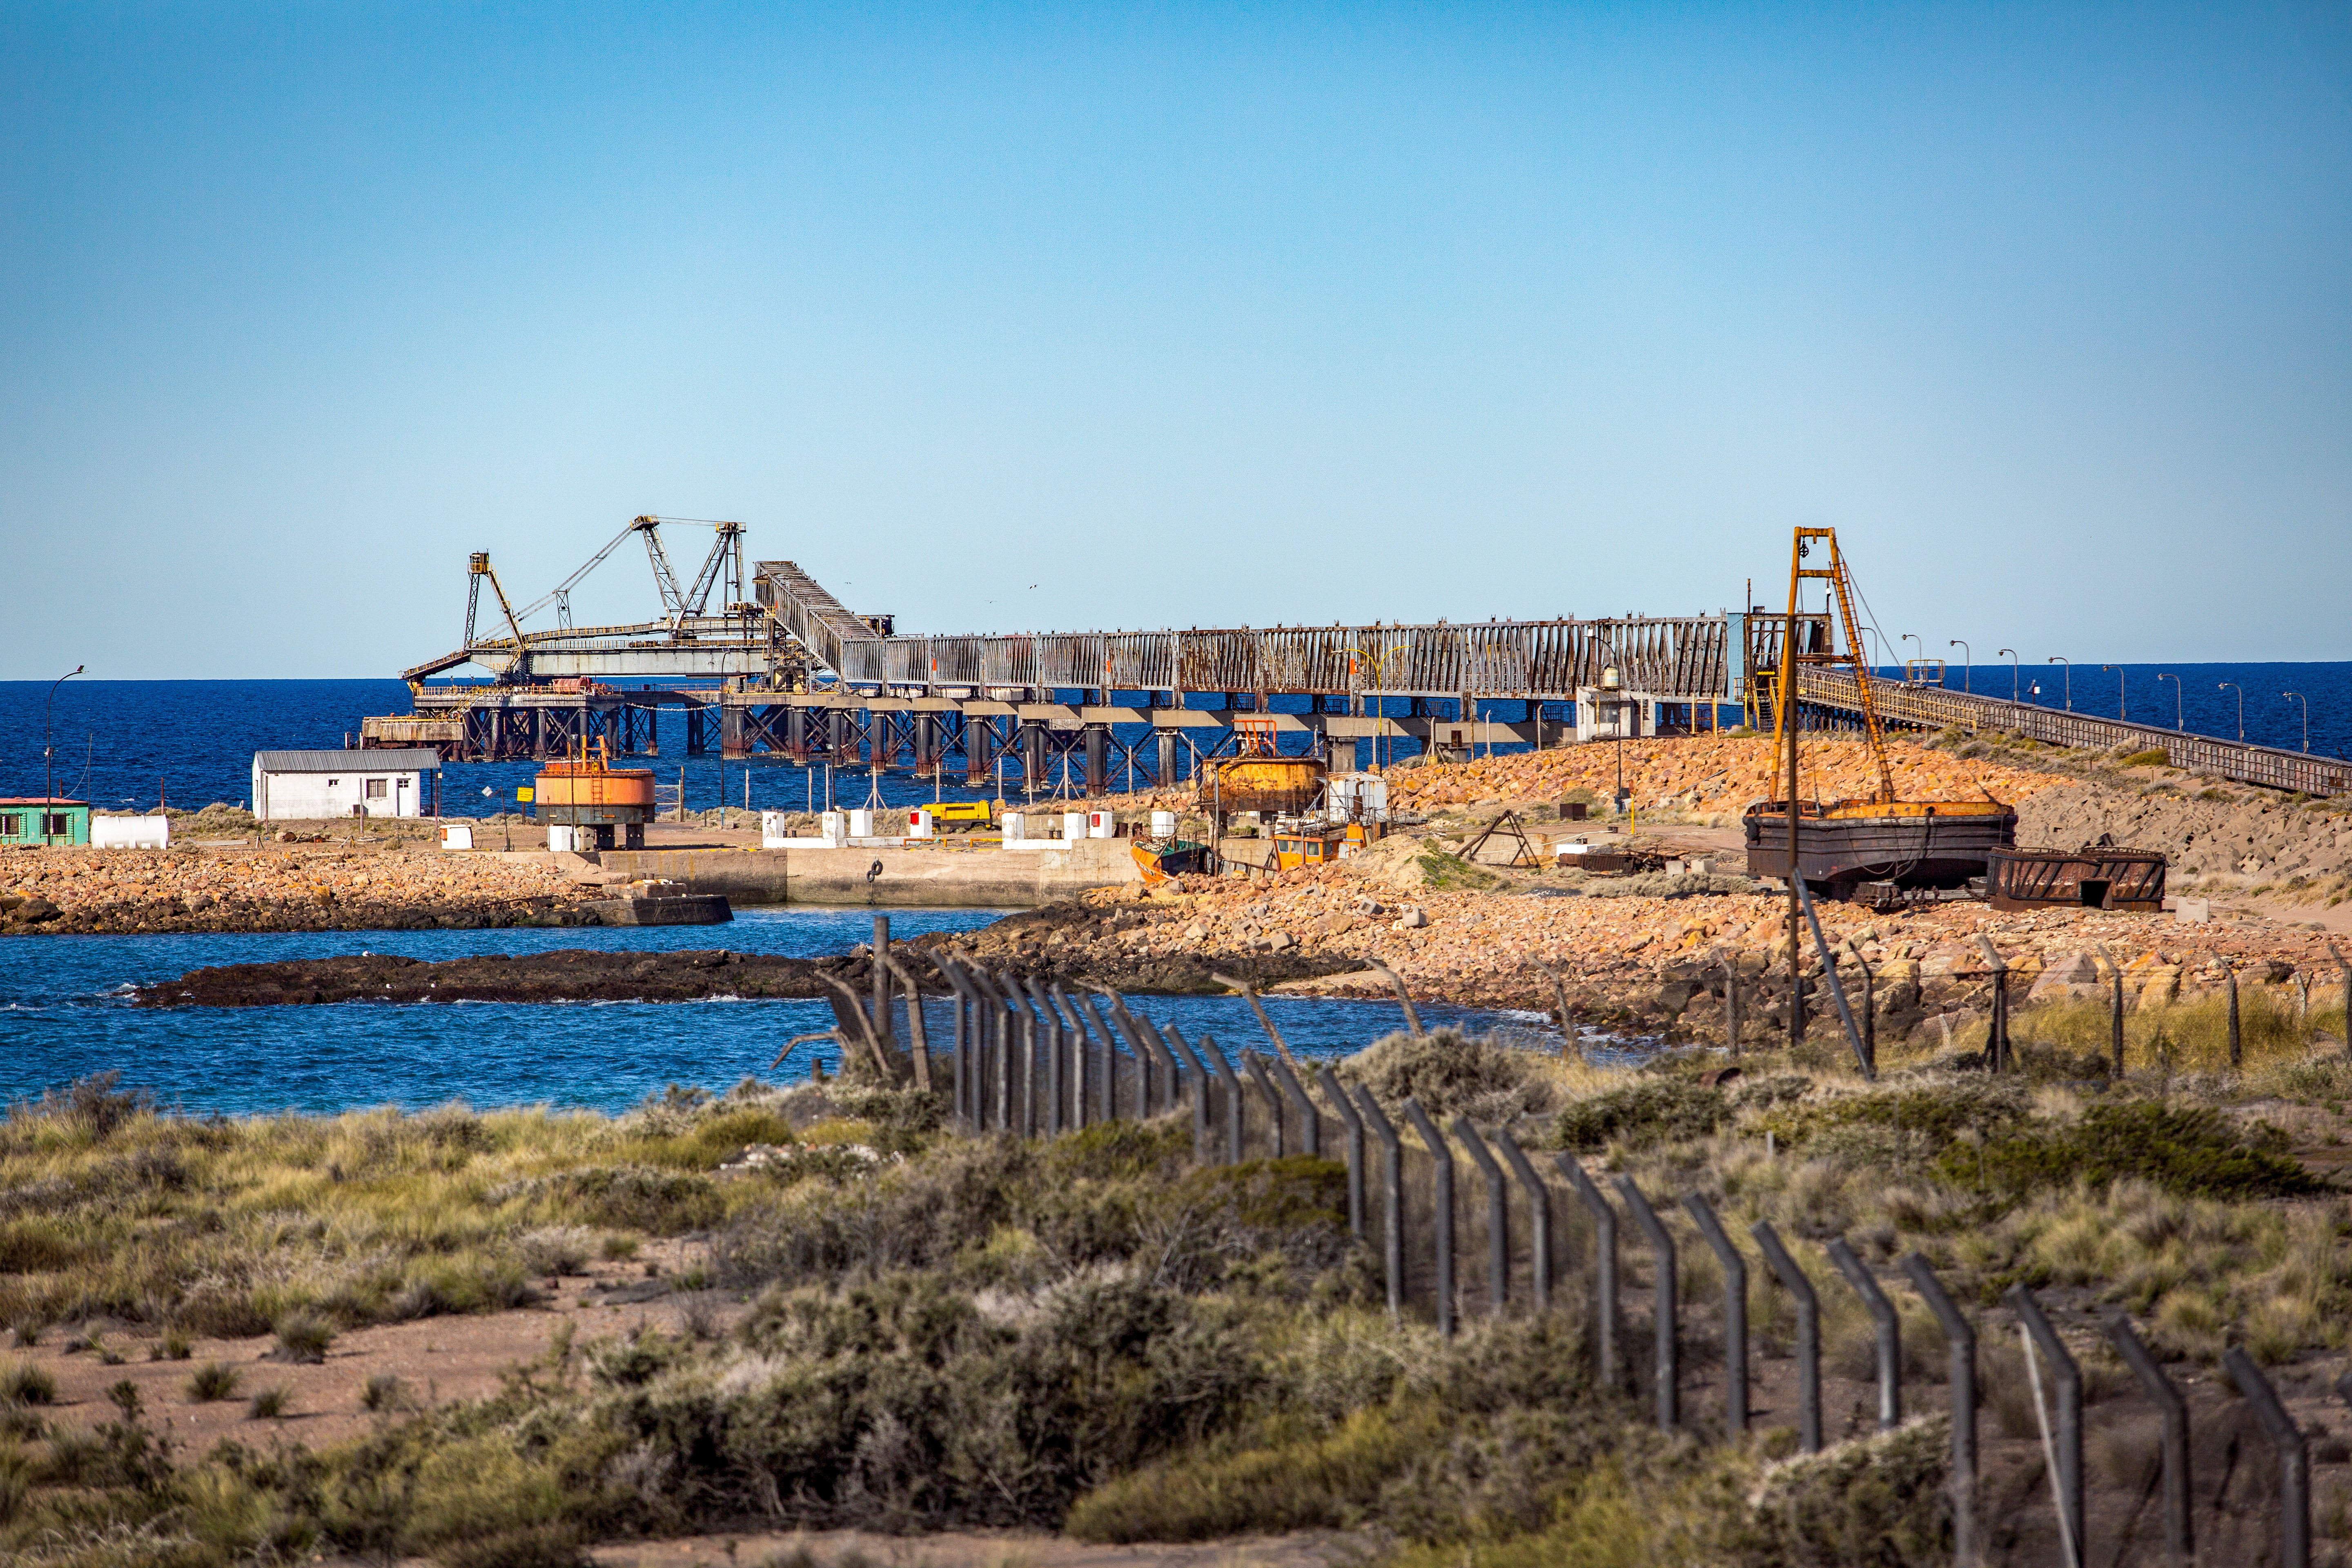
(1794, 666, 2351, 796)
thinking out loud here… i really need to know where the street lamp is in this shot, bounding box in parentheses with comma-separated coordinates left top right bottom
(1900, 633, 1921, 682)
(42, 664, 84, 845)
(2100, 665, 2126, 721)
(1602, 666, 1627, 814)
(2156, 673, 2181, 731)
(2047, 656, 2071, 712)
(2282, 691, 2307, 753)
(1948, 640, 1971, 694)
(1998, 648, 2018, 703)
(2218, 682, 2243, 741)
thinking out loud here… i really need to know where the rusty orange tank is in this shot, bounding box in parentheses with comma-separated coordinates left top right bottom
(533, 742, 656, 849)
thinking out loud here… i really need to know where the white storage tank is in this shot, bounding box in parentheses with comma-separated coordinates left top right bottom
(91, 815, 169, 850)
(1150, 810, 1178, 838)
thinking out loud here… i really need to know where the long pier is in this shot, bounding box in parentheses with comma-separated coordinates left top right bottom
(369, 546, 2346, 797)
(1791, 667, 2351, 797)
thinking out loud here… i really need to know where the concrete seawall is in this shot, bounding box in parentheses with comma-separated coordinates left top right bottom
(596, 838, 1141, 907)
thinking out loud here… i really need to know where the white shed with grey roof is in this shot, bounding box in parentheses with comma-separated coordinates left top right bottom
(252, 750, 441, 822)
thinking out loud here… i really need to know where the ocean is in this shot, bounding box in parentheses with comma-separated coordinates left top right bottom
(0, 668, 2343, 818)
(0, 908, 1549, 1116)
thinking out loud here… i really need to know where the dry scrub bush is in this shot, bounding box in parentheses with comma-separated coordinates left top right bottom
(1336, 1028, 1559, 1123)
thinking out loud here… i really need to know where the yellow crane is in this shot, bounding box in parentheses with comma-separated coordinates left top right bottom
(1746, 528, 2015, 901)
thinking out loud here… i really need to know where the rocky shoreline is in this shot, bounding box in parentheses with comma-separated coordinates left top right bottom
(133, 940, 1363, 1008)
(2, 842, 595, 936)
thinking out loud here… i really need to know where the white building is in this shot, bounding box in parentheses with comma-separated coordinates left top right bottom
(252, 750, 440, 822)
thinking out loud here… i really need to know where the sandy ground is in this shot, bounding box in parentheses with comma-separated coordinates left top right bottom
(20, 1238, 715, 1452)
(584, 1528, 1382, 1568)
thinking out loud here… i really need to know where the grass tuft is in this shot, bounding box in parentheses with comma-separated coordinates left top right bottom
(248, 1382, 293, 1419)
(185, 1361, 240, 1402)
(274, 1307, 335, 1363)
(0, 1362, 55, 1405)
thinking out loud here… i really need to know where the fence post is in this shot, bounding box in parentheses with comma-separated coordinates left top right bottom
(1109, 991, 1183, 1116)
(967, 967, 1015, 1131)
(1558, 1157, 1621, 1388)
(1490, 1127, 1550, 1314)
(1827, 1239, 1901, 1430)
(1680, 1194, 1746, 1434)
(1724, 953, 1741, 1054)
(1753, 1221, 1820, 1453)
(2227, 1348, 2310, 1568)
(2009, 1284, 2083, 1568)
(1267, 1052, 1321, 1156)
(1074, 991, 1123, 1124)
(1796, 878, 1875, 1080)
(933, 956, 978, 1129)
(2093, 943, 2126, 1078)
(1354, 1087, 1403, 1319)
(1973, 938, 2010, 1072)
(1098, 988, 1152, 1116)
(1049, 983, 1089, 1129)
(1159, 1022, 1212, 1160)
(997, 970, 1038, 1134)
(1904, 1255, 1979, 1566)
(2228, 965, 2243, 1067)
(1614, 1175, 1677, 1432)
(2103, 1311, 2190, 1568)
(1401, 1098, 1455, 1339)
(1317, 1066, 1365, 1238)
(1243, 1051, 1287, 1157)
(1198, 1032, 1246, 1164)
(1452, 1118, 1510, 1316)
(1023, 977, 1064, 1135)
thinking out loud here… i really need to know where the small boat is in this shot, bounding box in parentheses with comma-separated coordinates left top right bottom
(1744, 797, 2016, 895)
(1986, 844, 2165, 912)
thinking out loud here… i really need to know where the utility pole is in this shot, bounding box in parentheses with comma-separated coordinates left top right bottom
(42, 665, 83, 846)
(1785, 601, 1802, 1050)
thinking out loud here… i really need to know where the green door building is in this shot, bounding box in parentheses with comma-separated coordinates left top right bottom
(0, 799, 91, 846)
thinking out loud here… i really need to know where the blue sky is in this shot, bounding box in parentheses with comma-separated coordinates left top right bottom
(3, 3, 2347, 677)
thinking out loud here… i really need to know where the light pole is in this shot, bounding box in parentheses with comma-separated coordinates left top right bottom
(1900, 633, 1921, 681)
(2218, 682, 2243, 742)
(1998, 648, 2018, 703)
(1948, 640, 1971, 694)
(42, 664, 84, 845)
(2156, 673, 2181, 731)
(2283, 692, 2308, 753)
(2100, 664, 2125, 721)
(2047, 656, 2071, 711)
(1603, 666, 1626, 814)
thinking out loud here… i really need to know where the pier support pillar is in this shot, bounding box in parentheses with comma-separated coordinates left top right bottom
(1085, 726, 1108, 796)
(1156, 729, 1178, 786)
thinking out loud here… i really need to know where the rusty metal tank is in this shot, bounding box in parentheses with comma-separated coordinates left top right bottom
(534, 751, 656, 849)
(1200, 755, 1326, 818)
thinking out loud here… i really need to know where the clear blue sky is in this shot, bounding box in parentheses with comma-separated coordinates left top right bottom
(3, 3, 2347, 678)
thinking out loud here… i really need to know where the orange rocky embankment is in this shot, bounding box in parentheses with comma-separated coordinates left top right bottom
(0, 844, 591, 935)
(1067, 734, 2070, 820)
(1378, 733, 2070, 815)
(952, 864, 2348, 1038)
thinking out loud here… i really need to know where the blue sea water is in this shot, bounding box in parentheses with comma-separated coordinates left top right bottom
(0, 908, 1546, 1116)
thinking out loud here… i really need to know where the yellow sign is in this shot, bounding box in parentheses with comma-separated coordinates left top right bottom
(517, 786, 534, 803)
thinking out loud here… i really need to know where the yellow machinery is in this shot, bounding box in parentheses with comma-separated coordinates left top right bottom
(1745, 528, 2014, 897)
(533, 740, 657, 850)
(914, 800, 995, 832)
